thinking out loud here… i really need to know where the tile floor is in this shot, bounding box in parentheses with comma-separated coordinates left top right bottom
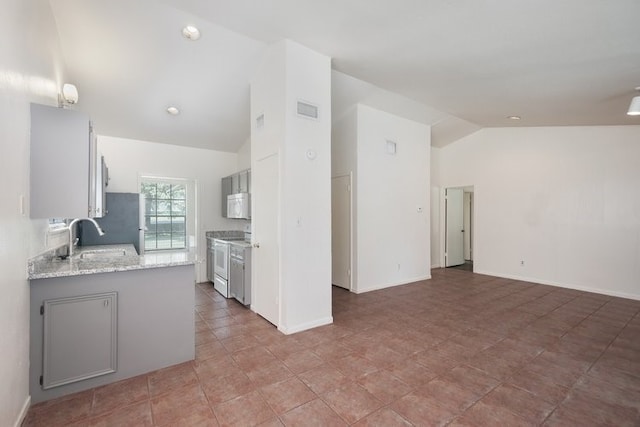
(24, 268, 640, 426)
(448, 262, 473, 273)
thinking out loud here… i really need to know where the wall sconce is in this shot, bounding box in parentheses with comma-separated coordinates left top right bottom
(59, 83, 79, 107)
(628, 87, 640, 116)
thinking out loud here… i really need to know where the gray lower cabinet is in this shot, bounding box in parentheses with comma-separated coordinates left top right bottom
(230, 256, 244, 302)
(229, 246, 251, 305)
(42, 292, 117, 389)
(206, 237, 215, 282)
(30, 265, 195, 403)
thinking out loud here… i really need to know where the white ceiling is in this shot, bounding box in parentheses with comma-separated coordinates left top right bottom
(49, 0, 640, 151)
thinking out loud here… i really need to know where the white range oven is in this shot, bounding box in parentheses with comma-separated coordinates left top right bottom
(213, 239, 230, 297)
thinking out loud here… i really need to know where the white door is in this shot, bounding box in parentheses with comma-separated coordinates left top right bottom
(445, 188, 465, 267)
(252, 153, 279, 326)
(463, 191, 473, 261)
(331, 175, 351, 290)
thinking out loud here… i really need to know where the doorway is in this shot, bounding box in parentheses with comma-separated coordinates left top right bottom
(444, 186, 474, 270)
(331, 174, 352, 290)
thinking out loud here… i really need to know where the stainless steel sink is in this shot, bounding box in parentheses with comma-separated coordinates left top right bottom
(79, 249, 127, 259)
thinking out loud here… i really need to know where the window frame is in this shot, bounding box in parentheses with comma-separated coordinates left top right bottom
(140, 177, 188, 252)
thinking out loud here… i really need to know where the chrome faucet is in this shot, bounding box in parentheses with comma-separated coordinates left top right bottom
(67, 218, 105, 257)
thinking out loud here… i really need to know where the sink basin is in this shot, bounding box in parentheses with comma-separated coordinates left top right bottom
(79, 249, 128, 259)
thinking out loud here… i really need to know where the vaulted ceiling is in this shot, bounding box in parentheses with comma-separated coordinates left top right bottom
(49, 0, 640, 151)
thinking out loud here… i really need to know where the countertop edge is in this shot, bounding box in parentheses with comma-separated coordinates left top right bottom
(28, 245, 197, 281)
(29, 259, 196, 280)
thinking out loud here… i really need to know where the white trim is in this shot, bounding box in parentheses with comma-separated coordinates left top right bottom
(441, 184, 475, 268)
(137, 174, 197, 252)
(279, 316, 333, 335)
(354, 274, 432, 294)
(349, 172, 354, 292)
(439, 187, 446, 268)
(475, 270, 640, 301)
(14, 395, 31, 427)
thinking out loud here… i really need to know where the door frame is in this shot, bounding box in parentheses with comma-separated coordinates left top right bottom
(440, 185, 475, 270)
(331, 173, 353, 291)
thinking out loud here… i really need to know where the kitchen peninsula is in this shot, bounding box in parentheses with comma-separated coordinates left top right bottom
(28, 244, 197, 403)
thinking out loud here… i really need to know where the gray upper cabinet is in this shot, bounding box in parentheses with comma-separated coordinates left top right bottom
(221, 169, 251, 218)
(30, 103, 105, 219)
(221, 176, 232, 218)
(234, 170, 250, 193)
(242, 169, 251, 193)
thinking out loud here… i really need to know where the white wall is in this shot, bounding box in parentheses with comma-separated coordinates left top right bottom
(430, 147, 442, 268)
(237, 138, 251, 170)
(331, 107, 358, 178)
(97, 135, 240, 282)
(0, 0, 66, 425)
(251, 42, 286, 163)
(250, 41, 287, 328)
(436, 126, 640, 299)
(356, 105, 431, 292)
(250, 40, 333, 334)
(279, 41, 333, 332)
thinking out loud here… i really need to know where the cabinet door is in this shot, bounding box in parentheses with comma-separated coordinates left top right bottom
(229, 259, 244, 303)
(231, 174, 241, 194)
(42, 292, 117, 389)
(30, 103, 93, 218)
(207, 249, 214, 282)
(221, 176, 232, 217)
(238, 171, 249, 193)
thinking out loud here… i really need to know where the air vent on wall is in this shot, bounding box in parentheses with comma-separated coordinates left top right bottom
(296, 100, 319, 120)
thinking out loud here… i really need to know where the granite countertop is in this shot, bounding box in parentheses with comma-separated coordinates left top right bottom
(205, 230, 251, 248)
(29, 244, 197, 280)
(205, 230, 245, 239)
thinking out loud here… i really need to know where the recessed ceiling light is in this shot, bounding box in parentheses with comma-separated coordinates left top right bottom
(507, 115, 521, 120)
(182, 25, 201, 41)
(167, 106, 180, 115)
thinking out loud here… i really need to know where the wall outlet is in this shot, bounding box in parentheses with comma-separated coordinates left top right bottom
(520, 260, 525, 266)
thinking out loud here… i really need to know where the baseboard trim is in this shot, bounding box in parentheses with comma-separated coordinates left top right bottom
(355, 274, 432, 294)
(474, 270, 640, 301)
(279, 316, 333, 335)
(14, 395, 31, 427)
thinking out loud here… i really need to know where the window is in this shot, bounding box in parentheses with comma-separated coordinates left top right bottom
(141, 180, 187, 251)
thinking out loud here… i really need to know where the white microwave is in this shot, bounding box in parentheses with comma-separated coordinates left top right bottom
(227, 193, 251, 219)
